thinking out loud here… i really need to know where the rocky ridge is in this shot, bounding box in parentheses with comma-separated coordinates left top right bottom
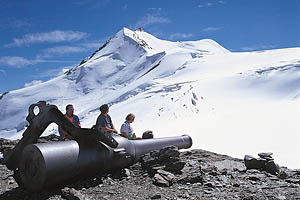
(0, 135, 300, 200)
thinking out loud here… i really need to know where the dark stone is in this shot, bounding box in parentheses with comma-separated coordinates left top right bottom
(278, 171, 288, 179)
(233, 182, 240, 187)
(220, 169, 228, 175)
(150, 193, 162, 199)
(208, 171, 219, 176)
(79, 60, 86, 65)
(159, 146, 180, 158)
(258, 152, 273, 158)
(0, 91, 9, 100)
(140, 146, 185, 176)
(248, 176, 260, 182)
(244, 155, 266, 170)
(258, 152, 274, 161)
(204, 182, 215, 188)
(264, 161, 279, 175)
(140, 154, 158, 169)
(164, 161, 185, 172)
(142, 131, 154, 139)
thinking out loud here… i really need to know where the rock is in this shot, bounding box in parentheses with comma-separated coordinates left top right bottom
(244, 154, 279, 175)
(233, 182, 240, 187)
(204, 182, 215, 188)
(150, 193, 162, 199)
(140, 146, 185, 176)
(1, 143, 299, 200)
(277, 195, 287, 200)
(248, 175, 261, 182)
(209, 171, 219, 176)
(142, 131, 154, 139)
(244, 155, 266, 170)
(152, 169, 177, 187)
(124, 168, 131, 177)
(164, 161, 185, 172)
(178, 171, 203, 184)
(214, 159, 246, 172)
(61, 187, 86, 200)
(153, 173, 170, 187)
(264, 161, 279, 175)
(8, 179, 14, 185)
(204, 190, 212, 194)
(293, 170, 300, 175)
(159, 146, 180, 158)
(218, 175, 229, 184)
(258, 152, 273, 159)
(37, 134, 60, 143)
(285, 178, 300, 184)
(0, 152, 3, 163)
(278, 171, 288, 179)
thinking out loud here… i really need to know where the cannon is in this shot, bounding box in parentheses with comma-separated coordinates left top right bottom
(3, 101, 192, 191)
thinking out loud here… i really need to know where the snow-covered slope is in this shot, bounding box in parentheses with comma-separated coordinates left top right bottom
(0, 28, 299, 168)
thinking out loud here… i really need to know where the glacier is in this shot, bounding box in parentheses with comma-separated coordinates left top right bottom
(0, 27, 299, 168)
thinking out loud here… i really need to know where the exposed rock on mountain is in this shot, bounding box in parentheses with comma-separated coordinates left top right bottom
(0, 137, 299, 200)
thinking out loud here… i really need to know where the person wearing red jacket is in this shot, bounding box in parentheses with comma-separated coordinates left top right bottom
(58, 104, 81, 141)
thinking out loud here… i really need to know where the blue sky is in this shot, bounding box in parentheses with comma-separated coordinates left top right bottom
(0, 0, 299, 94)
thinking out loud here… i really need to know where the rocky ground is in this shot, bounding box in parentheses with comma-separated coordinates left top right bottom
(0, 135, 300, 200)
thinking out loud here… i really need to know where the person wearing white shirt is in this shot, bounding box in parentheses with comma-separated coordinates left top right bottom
(120, 113, 136, 140)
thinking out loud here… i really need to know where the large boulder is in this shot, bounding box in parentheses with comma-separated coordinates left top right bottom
(244, 153, 279, 175)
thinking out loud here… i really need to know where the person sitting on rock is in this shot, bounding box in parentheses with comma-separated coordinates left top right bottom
(120, 113, 138, 140)
(58, 104, 81, 141)
(95, 104, 118, 135)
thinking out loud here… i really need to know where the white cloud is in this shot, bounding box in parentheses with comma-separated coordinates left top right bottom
(0, 56, 33, 67)
(240, 45, 276, 51)
(80, 41, 104, 49)
(133, 14, 170, 29)
(36, 38, 105, 59)
(0, 56, 78, 68)
(5, 30, 88, 47)
(202, 27, 222, 32)
(24, 80, 43, 88)
(37, 46, 87, 58)
(148, 8, 162, 12)
(169, 33, 194, 40)
(197, 1, 225, 8)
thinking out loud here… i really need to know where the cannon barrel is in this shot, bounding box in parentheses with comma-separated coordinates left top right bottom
(20, 135, 192, 191)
